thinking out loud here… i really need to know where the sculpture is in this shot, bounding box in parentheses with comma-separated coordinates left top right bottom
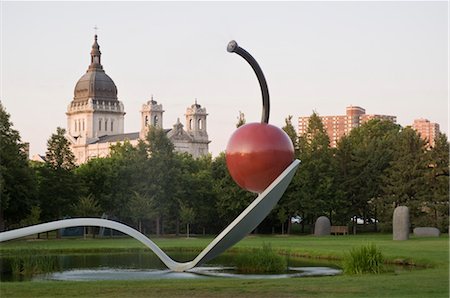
(0, 41, 300, 272)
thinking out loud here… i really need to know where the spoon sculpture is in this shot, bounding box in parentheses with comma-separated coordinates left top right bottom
(0, 41, 300, 272)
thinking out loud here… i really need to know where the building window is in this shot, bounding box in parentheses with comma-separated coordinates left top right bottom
(99, 119, 102, 131)
(111, 121, 114, 131)
(74, 120, 77, 132)
(153, 115, 158, 126)
(105, 120, 108, 131)
(189, 119, 193, 130)
(198, 119, 203, 130)
(82, 119, 85, 131)
(145, 116, 149, 127)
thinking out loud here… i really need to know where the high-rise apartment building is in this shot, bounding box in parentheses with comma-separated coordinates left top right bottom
(298, 106, 397, 147)
(412, 119, 440, 148)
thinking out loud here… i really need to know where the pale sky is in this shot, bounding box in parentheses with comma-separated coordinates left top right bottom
(1, 1, 448, 157)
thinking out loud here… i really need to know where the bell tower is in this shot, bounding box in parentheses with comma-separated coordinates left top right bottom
(185, 100, 208, 139)
(185, 100, 210, 156)
(140, 96, 164, 139)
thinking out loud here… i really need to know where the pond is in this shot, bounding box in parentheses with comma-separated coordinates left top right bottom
(0, 251, 342, 281)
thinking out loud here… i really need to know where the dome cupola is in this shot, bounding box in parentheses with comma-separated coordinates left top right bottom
(73, 35, 118, 102)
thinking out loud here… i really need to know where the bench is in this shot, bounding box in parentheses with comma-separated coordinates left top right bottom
(331, 226, 348, 235)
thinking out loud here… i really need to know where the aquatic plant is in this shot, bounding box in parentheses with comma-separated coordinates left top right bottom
(234, 243, 287, 274)
(8, 250, 57, 277)
(343, 243, 384, 274)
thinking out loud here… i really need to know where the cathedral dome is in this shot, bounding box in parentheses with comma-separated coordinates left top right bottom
(73, 35, 118, 101)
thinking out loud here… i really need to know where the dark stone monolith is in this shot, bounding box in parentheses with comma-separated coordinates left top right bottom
(314, 216, 331, 236)
(393, 206, 410, 240)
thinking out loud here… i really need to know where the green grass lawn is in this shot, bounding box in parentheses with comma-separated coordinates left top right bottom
(1, 233, 448, 297)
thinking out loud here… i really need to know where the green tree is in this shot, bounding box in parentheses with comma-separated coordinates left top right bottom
(279, 115, 300, 233)
(336, 119, 400, 232)
(179, 202, 195, 238)
(72, 194, 101, 217)
(212, 153, 255, 226)
(236, 111, 246, 128)
(0, 103, 37, 230)
(175, 153, 218, 235)
(380, 127, 428, 228)
(282, 115, 298, 152)
(128, 192, 157, 233)
(424, 133, 449, 231)
(142, 126, 178, 235)
(38, 127, 81, 223)
(45, 127, 76, 170)
(294, 112, 335, 231)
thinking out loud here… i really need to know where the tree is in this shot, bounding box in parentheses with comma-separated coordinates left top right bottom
(380, 127, 428, 228)
(282, 115, 298, 152)
(294, 113, 335, 231)
(38, 127, 81, 223)
(279, 115, 300, 233)
(72, 194, 101, 217)
(336, 119, 400, 232)
(141, 126, 178, 235)
(179, 202, 195, 238)
(128, 192, 157, 233)
(0, 102, 37, 230)
(236, 111, 246, 128)
(424, 133, 449, 231)
(45, 127, 76, 170)
(175, 153, 218, 235)
(212, 153, 255, 226)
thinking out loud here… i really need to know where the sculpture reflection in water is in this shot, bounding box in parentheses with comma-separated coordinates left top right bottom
(0, 160, 299, 272)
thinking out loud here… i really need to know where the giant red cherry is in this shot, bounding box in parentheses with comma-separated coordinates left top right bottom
(226, 123, 294, 193)
(225, 40, 295, 193)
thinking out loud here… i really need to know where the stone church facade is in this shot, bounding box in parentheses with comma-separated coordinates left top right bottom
(66, 35, 210, 164)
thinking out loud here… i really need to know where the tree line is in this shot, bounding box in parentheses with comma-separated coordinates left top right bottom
(1, 103, 448, 234)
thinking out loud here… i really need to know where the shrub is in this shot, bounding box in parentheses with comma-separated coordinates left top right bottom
(235, 243, 287, 274)
(343, 243, 384, 274)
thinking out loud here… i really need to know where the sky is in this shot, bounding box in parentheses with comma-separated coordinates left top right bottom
(1, 1, 448, 157)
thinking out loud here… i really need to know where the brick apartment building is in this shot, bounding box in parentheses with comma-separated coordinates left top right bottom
(412, 118, 440, 148)
(298, 106, 397, 147)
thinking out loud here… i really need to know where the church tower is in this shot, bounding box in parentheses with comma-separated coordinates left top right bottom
(140, 96, 164, 139)
(66, 35, 125, 163)
(184, 100, 210, 156)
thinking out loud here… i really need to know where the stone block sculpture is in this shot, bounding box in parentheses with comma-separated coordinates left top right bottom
(393, 206, 410, 240)
(314, 216, 331, 236)
(413, 227, 440, 237)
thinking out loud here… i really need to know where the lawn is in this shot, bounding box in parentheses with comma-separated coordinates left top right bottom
(0, 233, 448, 297)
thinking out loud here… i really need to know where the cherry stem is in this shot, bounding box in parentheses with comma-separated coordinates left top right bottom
(227, 40, 270, 124)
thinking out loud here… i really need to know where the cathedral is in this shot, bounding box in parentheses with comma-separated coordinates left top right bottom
(65, 35, 210, 164)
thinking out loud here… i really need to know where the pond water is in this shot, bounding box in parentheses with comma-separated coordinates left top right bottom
(0, 251, 342, 281)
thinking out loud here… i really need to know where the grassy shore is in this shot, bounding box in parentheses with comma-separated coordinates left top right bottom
(1, 233, 448, 297)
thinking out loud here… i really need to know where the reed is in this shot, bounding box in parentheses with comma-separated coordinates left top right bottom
(234, 243, 287, 274)
(343, 243, 384, 274)
(8, 250, 58, 277)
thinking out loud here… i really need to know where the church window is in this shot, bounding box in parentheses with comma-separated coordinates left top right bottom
(153, 115, 158, 126)
(99, 119, 102, 131)
(145, 116, 149, 127)
(198, 119, 203, 130)
(189, 119, 193, 130)
(111, 121, 114, 131)
(105, 120, 108, 131)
